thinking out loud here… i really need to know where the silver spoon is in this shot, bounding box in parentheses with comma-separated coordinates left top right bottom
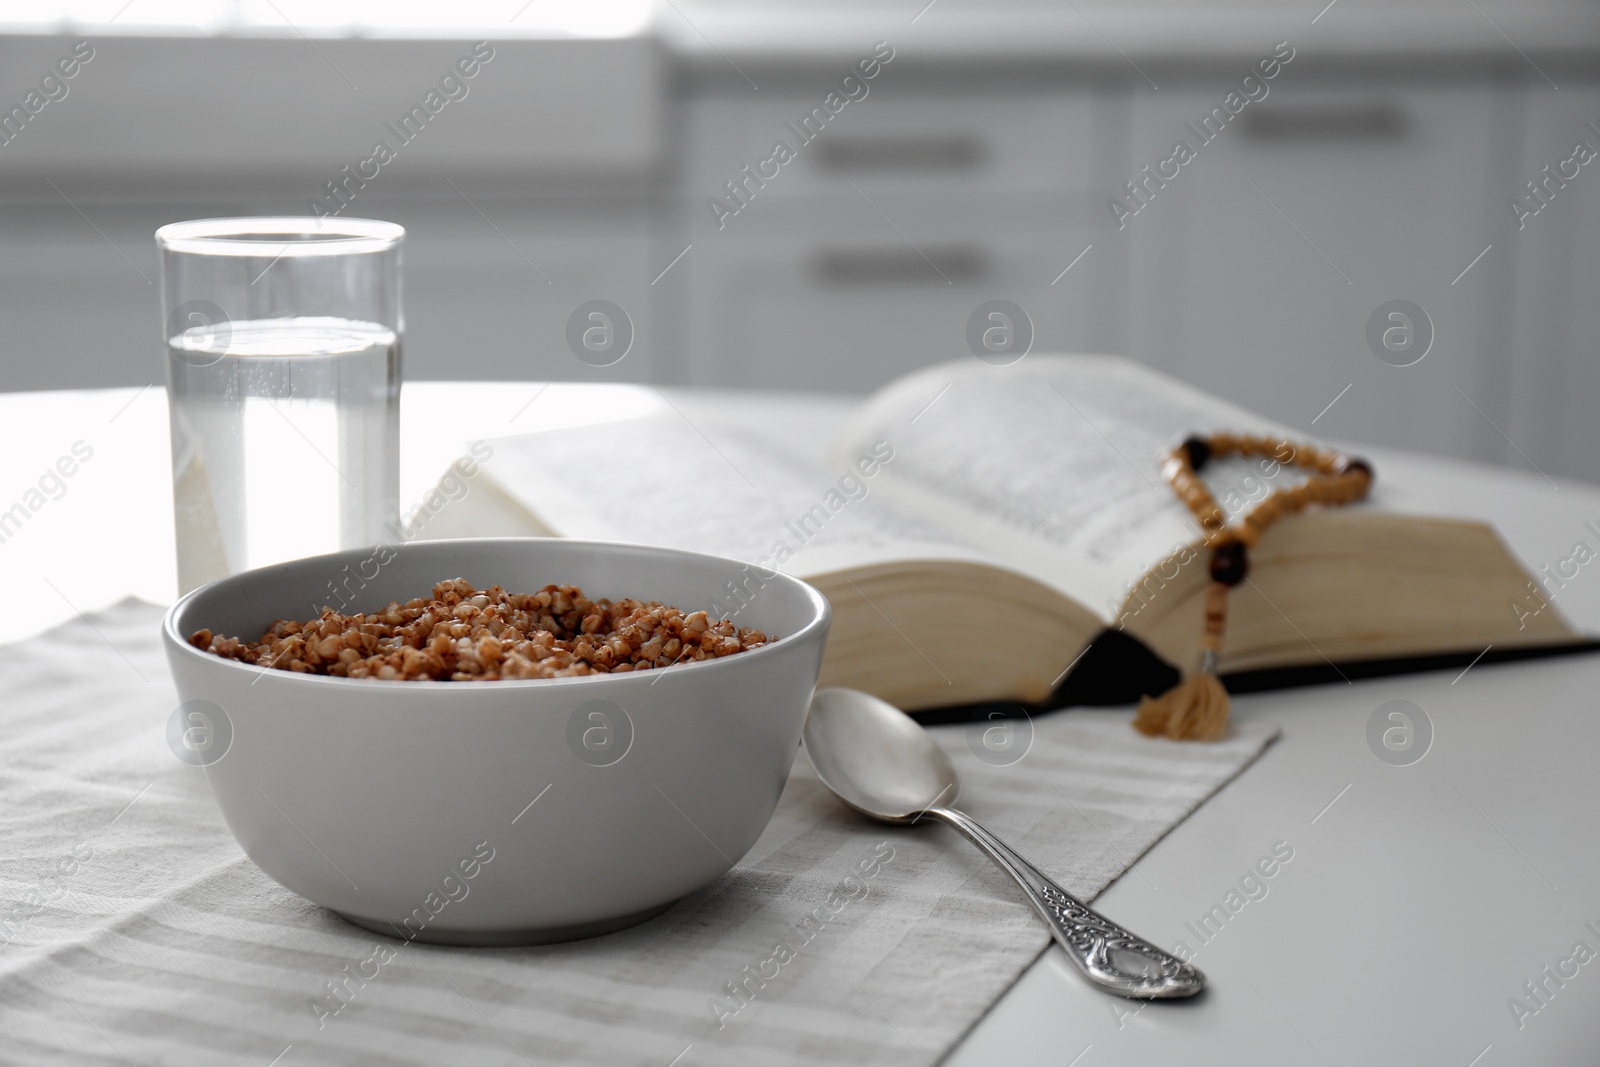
(802, 688, 1205, 1000)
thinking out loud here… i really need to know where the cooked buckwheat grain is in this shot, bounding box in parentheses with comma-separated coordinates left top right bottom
(190, 579, 772, 681)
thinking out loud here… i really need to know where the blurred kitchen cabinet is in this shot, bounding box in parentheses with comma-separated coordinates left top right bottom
(672, 86, 1122, 392)
(389, 195, 661, 385)
(1122, 80, 1518, 464)
(681, 84, 1103, 199)
(0, 33, 668, 392)
(0, 191, 662, 390)
(680, 192, 1100, 392)
(1504, 82, 1600, 483)
(0, 200, 188, 393)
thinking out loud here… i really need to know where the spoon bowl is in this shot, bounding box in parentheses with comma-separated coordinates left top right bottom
(804, 687, 959, 821)
(802, 688, 1205, 1000)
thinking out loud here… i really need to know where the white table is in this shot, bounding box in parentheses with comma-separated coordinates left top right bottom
(3, 382, 1597, 1065)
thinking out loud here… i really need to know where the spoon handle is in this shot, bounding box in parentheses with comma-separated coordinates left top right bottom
(925, 806, 1204, 999)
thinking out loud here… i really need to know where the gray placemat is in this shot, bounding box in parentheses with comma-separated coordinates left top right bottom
(0, 601, 1276, 1066)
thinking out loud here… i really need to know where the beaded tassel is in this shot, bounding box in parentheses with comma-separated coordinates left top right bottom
(1133, 581, 1232, 741)
(1132, 434, 1373, 742)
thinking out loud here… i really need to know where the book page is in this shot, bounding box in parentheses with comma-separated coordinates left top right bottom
(830, 355, 1300, 621)
(478, 395, 1010, 580)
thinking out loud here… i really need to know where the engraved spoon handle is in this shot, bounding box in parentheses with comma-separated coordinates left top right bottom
(924, 806, 1204, 999)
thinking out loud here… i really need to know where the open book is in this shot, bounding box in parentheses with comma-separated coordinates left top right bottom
(449, 355, 1582, 711)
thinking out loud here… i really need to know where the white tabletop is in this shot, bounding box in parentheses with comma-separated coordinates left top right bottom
(3, 382, 1598, 1064)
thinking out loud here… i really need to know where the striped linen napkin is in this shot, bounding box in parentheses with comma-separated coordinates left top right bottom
(0, 600, 1276, 1066)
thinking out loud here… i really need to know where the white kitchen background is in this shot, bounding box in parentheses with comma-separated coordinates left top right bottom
(1, 1, 1597, 479)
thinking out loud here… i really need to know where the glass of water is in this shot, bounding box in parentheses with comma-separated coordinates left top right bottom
(157, 217, 403, 593)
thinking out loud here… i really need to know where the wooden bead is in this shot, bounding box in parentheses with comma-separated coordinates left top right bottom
(1209, 541, 1250, 586)
(1340, 458, 1374, 487)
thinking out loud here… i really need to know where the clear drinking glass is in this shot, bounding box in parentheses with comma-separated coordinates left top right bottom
(157, 217, 403, 594)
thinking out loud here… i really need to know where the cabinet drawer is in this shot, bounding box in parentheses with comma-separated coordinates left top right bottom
(398, 198, 659, 383)
(683, 193, 1103, 393)
(684, 88, 1099, 206)
(1122, 81, 1509, 462)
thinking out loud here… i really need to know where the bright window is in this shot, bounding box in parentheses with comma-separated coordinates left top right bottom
(0, 1, 655, 37)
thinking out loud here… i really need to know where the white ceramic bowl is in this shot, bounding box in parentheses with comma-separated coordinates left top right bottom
(161, 538, 830, 945)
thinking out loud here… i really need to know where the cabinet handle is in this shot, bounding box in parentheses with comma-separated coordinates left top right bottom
(814, 136, 983, 171)
(1240, 103, 1406, 141)
(813, 246, 985, 285)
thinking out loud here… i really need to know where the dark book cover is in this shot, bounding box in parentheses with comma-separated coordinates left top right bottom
(907, 630, 1600, 726)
